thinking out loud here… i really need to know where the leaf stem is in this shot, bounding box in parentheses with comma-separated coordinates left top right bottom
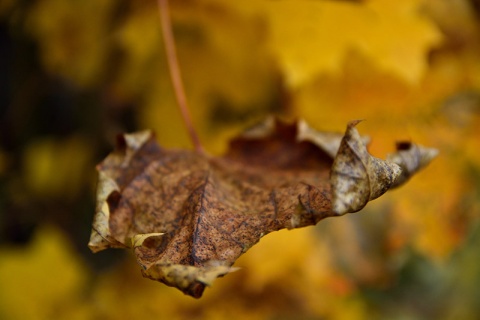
(157, 0, 204, 154)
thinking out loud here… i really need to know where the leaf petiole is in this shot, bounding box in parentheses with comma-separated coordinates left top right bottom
(157, 0, 204, 154)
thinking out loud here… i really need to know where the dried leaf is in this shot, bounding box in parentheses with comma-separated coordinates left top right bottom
(89, 119, 436, 297)
(388, 141, 439, 187)
(330, 120, 402, 214)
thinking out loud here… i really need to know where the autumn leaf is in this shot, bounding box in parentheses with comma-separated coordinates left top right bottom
(88, 118, 436, 297)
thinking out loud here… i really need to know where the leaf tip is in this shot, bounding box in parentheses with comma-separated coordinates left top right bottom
(389, 142, 439, 187)
(132, 233, 165, 248)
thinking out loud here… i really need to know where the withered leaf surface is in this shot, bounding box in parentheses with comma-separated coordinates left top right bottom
(89, 119, 436, 298)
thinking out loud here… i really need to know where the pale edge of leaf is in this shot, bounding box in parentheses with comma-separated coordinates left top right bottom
(141, 262, 239, 289)
(132, 233, 240, 293)
(88, 172, 126, 252)
(88, 130, 154, 252)
(297, 119, 370, 158)
(329, 121, 438, 215)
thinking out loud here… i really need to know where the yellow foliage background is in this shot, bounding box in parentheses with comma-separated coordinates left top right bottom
(1, 0, 480, 319)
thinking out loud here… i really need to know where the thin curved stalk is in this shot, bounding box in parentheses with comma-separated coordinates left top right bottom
(158, 0, 204, 154)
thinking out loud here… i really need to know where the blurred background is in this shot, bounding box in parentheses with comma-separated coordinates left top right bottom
(1, 0, 480, 319)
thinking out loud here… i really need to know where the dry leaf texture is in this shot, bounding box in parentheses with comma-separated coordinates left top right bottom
(89, 119, 436, 297)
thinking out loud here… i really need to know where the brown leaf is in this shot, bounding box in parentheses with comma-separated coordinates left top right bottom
(88, 118, 436, 298)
